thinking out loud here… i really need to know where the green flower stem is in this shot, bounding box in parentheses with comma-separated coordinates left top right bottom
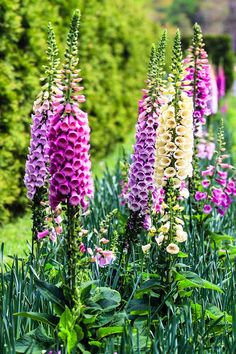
(66, 202, 81, 306)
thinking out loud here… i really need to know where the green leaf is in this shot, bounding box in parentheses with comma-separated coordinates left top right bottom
(58, 307, 84, 353)
(90, 313, 114, 328)
(80, 280, 99, 303)
(206, 305, 232, 323)
(75, 324, 84, 341)
(34, 277, 67, 310)
(15, 325, 53, 353)
(77, 342, 91, 354)
(68, 330, 78, 353)
(14, 312, 59, 327)
(175, 271, 223, 293)
(209, 233, 234, 243)
(128, 299, 152, 316)
(88, 287, 121, 312)
(59, 306, 74, 330)
(192, 303, 233, 324)
(97, 326, 123, 339)
(88, 340, 102, 348)
(136, 279, 161, 295)
(178, 251, 188, 258)
(82, 313, 97, 325)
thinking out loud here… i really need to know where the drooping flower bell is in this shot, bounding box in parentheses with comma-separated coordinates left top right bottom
(48, 10, 93, 210)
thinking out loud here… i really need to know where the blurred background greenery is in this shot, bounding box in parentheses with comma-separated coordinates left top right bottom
(0, 0, 235, 253)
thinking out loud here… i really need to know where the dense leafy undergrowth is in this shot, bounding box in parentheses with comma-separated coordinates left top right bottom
(1, 160, 236, 353)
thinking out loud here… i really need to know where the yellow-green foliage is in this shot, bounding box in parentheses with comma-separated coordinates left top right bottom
(0, 0, 161, 224)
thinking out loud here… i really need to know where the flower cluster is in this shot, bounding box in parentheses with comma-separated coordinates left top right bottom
(156, 202, 188, 250)
(24, 24, 60, 200)
(128, 92, 161, 212)
(183, 24, 211, 131)
(37, 204, 63, 241)
(127, 32, 167, 225)
(87, 245, 116, 268)
(208, 65, 218, 115)
(217, 65, 226, 100)
(24, 97, 51, 200)
(48, 12, 93, 210)
(196, 120, 236, 216)
(49, 97, 93, 209)
(154, 91, 194, 191)
(196, 156, 236, 215)
(197, 130, 215, 160)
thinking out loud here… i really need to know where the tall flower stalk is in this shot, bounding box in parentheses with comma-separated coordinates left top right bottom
(126, 31, 167, 242)
(209, 64, 218, 115)
(48, 10, 93, 295)
(184, 23, 211, 135)
(24, 24, 60, 243)
(217, 65, 226, 101)
(183, 24, 212, 220)
(154, 30, 194, 278)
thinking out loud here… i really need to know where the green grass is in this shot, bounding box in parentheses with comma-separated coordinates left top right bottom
(0, 212, 31, 257)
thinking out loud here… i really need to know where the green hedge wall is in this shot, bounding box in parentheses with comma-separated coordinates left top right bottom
(182, 34, 235, 91)
(0, 0, 160, 224)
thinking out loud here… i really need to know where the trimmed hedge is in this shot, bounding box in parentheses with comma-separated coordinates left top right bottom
(182, 34, 235, 91)
(0, 0, 160, 224)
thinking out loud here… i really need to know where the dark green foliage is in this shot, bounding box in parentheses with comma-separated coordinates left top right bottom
(167, 0, 199, 32)
(182, 34, 235, 91)
(0, 0, 160, 224)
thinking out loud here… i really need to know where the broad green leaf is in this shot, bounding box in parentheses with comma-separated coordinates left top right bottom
(34, 277, 67, 310)
(209, 233, 234, 243)
(175, 271, 223, 293)
(97, 326, 123, 339)
(90, 313, 114, 328)
(14, 312, 59, 327)
(89, 287, 121, 312)
(77, 342, 91, 354)
(136, 279, 161, 295)
(15, 325, 53, 353)
(178, 251, 188, 258)
(67, 330, 78, 354)
(80, 280, 99, 303)
(75, 324, 84, 341)
(59, 306, 74, 330)
(192, 303, 232, 324)
(82, 313, 97, 325)
(88, 340, 102, 347)
(206, 305, 232, 323)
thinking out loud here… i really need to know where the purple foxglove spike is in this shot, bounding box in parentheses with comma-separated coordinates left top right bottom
(128, 92, 163, 217)
(48, 76, 93, 210)
(24, 98, 52, 199)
